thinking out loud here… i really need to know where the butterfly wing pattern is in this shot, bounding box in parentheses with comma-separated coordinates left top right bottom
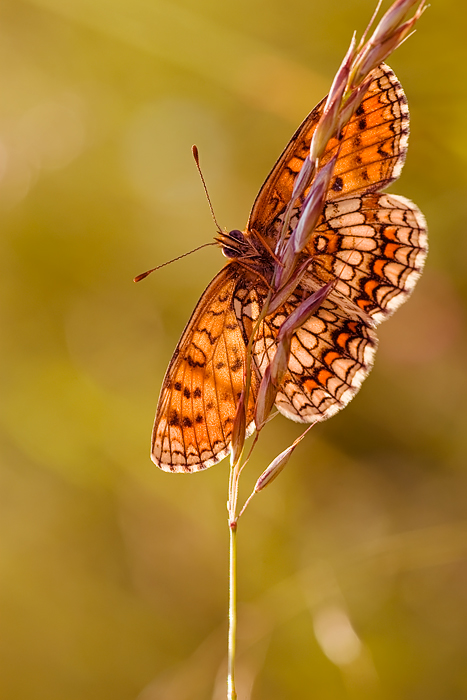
(151, 64, 427, 472)
(152, 265, 261, 470)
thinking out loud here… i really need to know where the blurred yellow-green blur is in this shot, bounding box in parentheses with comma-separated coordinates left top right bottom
(1, 1, 467, 698)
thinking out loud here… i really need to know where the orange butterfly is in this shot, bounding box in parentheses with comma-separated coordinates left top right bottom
(151, 64, 427, 473)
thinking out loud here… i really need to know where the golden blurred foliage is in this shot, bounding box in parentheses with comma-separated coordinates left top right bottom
(1, 1, 467, 698)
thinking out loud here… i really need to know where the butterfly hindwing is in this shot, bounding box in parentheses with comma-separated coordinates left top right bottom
(308, 192, 428, 323)
(245, 285, 378, 424)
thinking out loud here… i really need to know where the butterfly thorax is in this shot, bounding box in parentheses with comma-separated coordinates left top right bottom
(216, 228, 275, 283)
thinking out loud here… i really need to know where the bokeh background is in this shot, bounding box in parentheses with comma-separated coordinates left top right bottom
(1, 0, 466, 698)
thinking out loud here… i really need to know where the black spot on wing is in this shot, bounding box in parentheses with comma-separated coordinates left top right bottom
(331, 176, 344, 192)
(169, 410, 180, 426)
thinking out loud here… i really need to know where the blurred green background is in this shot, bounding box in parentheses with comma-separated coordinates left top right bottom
(1, 0, 466, 698)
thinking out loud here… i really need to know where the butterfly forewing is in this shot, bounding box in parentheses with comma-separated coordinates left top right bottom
(247, 64, 409, 244)
(152, 265, 257, 472)
(321, 65, 409, 200)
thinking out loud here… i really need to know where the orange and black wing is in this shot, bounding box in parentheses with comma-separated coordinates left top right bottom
(152, 264, 258, 472)
(244, 284, 378, 425)
(307, 192, 428, 323)
(247, 64, 409, 241)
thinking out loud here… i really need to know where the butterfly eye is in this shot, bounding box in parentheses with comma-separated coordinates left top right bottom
(228, 229, 244, 241)
(222, 246, 241, 259)
(221, 229, 247, 258)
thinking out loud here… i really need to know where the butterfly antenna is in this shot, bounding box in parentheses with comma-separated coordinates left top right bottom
(192, 145, 223, 233)
(134, 242, 217, 282)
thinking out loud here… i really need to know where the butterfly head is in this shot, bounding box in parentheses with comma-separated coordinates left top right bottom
(217, 229, 251, 259)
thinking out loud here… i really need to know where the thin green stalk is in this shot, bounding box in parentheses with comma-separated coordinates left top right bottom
(227, 520, 238, 700)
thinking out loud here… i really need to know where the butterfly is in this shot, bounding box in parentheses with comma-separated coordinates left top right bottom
(151, 63, 427, 473)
